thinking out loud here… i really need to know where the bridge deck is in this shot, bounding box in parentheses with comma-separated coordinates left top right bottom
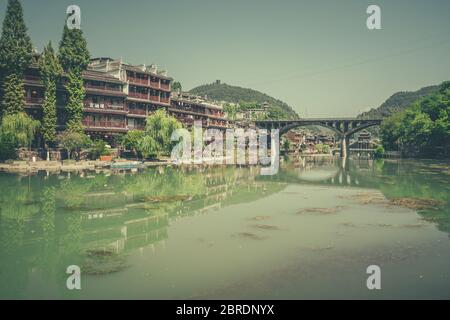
(255, 118, 382, 123)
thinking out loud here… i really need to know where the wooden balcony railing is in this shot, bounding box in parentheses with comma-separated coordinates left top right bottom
(85, 83, 122, 92)
(82, 120, 126, 129)
(129, 92, 149, 100)
(150, 95, 160, 102)
(128, 108, 147, 115)
(160, 97, 170, 104)
(84, 103, 125, 111)
(150, 80, 160, 89)
(161, 83, 170, 91)
(128, 77, 149, 86)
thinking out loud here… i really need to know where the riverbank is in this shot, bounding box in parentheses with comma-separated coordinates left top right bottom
(0, 159, 171, 174)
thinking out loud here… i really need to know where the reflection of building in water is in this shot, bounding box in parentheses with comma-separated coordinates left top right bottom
(80, 196, 170, 254)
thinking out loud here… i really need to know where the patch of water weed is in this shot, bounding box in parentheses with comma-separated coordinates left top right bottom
(82, 249, 129, 276)
(233, 232, 268, 241)
(251, 224, 282, 231)
(389, 198, 445, 211)
(248, 216, 271, 221)
(142, 195, 192, 203)
(297, 206, 347, 215)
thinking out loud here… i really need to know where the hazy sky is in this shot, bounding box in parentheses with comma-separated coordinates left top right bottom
(1, 0, 450, 117)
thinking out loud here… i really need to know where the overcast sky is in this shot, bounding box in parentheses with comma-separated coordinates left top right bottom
(2, 0, 450, 117)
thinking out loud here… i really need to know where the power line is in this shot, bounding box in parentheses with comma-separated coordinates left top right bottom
(245, 33, 450, 87)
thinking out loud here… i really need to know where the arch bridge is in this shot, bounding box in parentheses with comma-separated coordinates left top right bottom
(255, 118, 383, 158)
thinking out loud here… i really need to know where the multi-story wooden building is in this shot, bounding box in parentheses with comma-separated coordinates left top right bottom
(22, 57, 229, 145)
(169, 92, 228, 130)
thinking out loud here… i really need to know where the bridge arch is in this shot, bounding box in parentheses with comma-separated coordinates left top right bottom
(254, 118, 382, 158)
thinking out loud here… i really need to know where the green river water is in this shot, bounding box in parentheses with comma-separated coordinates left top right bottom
(0, 157, 449, 299)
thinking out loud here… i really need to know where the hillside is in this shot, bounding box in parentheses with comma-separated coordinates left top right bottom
(189, 82, 299, 119)
(358, 85, 440, 119)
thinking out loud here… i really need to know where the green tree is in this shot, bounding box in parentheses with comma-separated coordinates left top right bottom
(58, 25, 90, 133)
(64, 70, 85, 133)
(58, 26, 90, 73)
(380, 112, 404, 150)
(380, 81, 449, 157)
(0, 0, 33, 74)
(172, 81, 182, 92)
(122, 130, 145, 158)
(374, 145, 385, 159)
(58, 131, 91, 160)
(0, 112, 39, 159)
(89, 140, 111, 160)
(1, 74, 26, 115)
(0, 0, 33, 116)
(39, 42, 62, 150)
(139, 110, 182, 159)
(223, 103, 238, 121)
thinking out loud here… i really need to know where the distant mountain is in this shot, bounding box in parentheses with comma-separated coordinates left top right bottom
(189, 81, 299, 119)
(358, 85, 440, 119)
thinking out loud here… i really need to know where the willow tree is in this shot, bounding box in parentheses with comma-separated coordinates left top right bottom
(0, 112, 40, 160)
(39, 42, 62, 156)
(58, 25, 90, 133)
(0, 0, 33, 116)
(139, 109, 182, 159)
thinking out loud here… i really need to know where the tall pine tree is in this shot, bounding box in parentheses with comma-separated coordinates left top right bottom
(58, 25, 90, 133)
(39, 42, 62, 149)
(0, 0, 33, 116)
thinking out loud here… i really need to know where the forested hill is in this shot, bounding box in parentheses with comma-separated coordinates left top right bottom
(189, 82, 299, 119)
(358, 84, 440, 119)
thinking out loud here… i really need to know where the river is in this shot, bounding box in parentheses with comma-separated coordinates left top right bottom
(0, 157, 449, 299)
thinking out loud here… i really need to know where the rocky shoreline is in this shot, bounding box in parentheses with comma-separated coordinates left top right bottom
(0, 159, 171, 174)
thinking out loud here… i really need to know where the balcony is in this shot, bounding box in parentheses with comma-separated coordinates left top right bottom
(161, 83, 170, 91)
(128, 77, 149, 86)
(129, 92, 149, 100)
(128, 108, 147, 115)
(84, 103, 126, 114)
(160, 97, 170, 104)
(150, 95, 160, 102)
(83, 120, 127, 130)
(150, 80, 160, 89)
(85, 83, 122, 92)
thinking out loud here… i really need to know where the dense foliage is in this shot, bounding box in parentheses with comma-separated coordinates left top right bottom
(140, 110, 182, 159)
(122, 130, 145, 158)
(190, 82, 298, 119)
(39, 42, 62, 147)
(122, 110, 182, 159)
(1, 74, 26, 115)
(359, 85, 440, 120)
(0, 112, 39, 160)
(57, 131, 91, 160)
(380, 81, 449, 157)
(58, 25, 90, 133)
(0, 0, 33, 116)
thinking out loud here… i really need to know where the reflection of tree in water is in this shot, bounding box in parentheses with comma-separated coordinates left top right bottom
(0, 165, 288, 298)
(263, 157, 450, 238)
(0, 174, 41, 298)
(374, 160, 450, 237)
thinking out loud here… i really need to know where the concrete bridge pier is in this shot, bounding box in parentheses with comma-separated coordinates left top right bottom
(340, 135, 350, 159)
